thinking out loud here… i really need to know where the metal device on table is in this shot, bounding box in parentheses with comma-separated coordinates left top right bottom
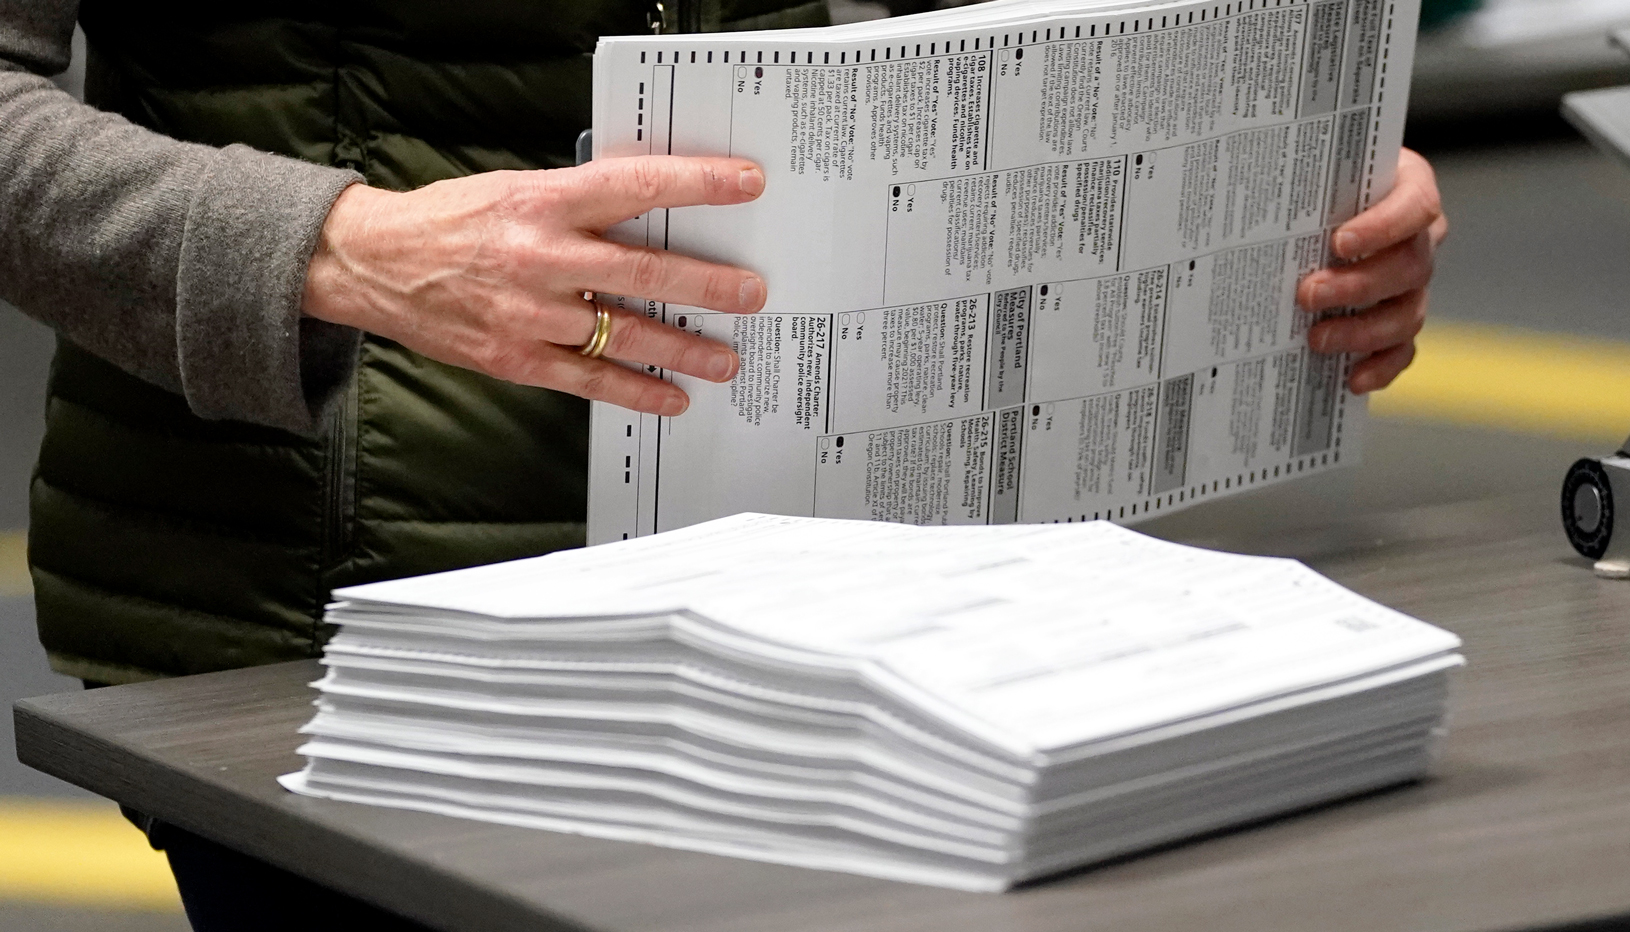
(1562, 449, 1630, 577)
(1559, 30, 1630, 576)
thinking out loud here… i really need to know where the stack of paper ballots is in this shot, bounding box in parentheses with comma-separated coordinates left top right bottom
(281, 514, 1464, 891)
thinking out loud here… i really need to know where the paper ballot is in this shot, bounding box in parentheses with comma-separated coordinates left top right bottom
(283, 514, 1463, 891)
(585, 0, 1418, 543)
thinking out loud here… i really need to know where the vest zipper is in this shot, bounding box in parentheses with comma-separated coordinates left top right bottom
(651, 0, 702, 34)
(320, 378, 358, 581)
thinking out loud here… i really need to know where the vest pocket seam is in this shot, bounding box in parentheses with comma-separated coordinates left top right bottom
(32, 474, 319, 550)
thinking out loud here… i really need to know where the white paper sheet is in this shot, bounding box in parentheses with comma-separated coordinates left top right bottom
(586, 0, 1419, 542)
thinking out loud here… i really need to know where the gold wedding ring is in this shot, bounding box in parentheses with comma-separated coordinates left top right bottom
(579, 304, 613, 359)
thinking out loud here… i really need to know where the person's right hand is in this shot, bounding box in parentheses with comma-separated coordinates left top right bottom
(301, 156, 768, 417)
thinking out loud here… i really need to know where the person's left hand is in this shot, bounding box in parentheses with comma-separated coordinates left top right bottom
(1296, 147, 1447, 394)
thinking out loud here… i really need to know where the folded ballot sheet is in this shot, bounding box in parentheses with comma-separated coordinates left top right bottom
(586, 0, 1422, 541)
(281, 513, 1463, 891)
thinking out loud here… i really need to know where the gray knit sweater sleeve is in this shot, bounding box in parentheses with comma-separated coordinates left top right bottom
(0, 0, 364, 434)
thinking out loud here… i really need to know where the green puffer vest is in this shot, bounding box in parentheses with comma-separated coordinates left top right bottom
(31, 0, 827, 685)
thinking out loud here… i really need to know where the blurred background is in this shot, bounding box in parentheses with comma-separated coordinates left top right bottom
(7, 2, 1630, 928)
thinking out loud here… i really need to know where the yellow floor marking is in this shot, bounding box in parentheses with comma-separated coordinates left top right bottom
(0, 798, 181, 911)
(0, 532, 28, 598)
(1370, 320, 1630, 444)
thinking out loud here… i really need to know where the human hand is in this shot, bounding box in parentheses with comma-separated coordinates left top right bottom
(302, 156, 769, 416)
(1296, 148, 1447, 394)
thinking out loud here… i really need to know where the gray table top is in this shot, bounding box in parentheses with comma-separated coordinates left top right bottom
(1563, 84, 1630, 173)
(1563, 33, 1630, 172)
(15, 488, 1630, 932)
